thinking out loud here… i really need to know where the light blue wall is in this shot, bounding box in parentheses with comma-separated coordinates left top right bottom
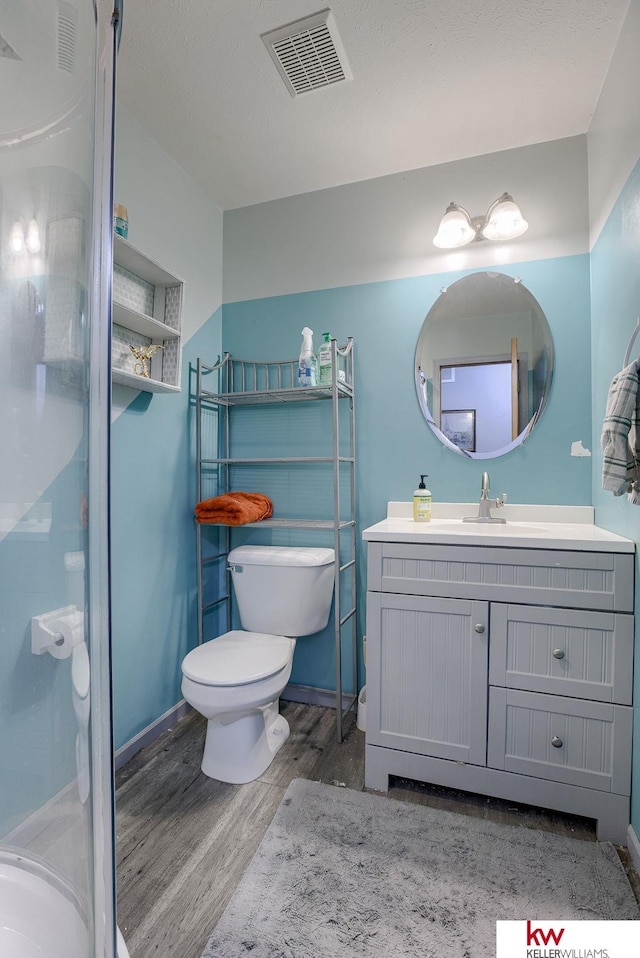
(587, 0, 640, 839)
(0, 449, 85, 835)
(111, 312, 221, 747)
(110, 108, 223, 750)
(0, 69, 99, 840)
(590, 157, 640, 831)
(223, 254, 592, 689)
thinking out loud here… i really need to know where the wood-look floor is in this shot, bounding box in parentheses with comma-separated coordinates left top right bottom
(115, 702, 640, 958)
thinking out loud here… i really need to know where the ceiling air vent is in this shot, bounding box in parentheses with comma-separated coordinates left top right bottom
(261, 8, 352, 97)
(57, 2, 77, 72)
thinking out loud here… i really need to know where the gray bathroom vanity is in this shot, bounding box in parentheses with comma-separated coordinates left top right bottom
(363, 503, 635, 843)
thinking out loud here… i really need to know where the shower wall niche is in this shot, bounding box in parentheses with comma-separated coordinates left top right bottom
(112, 235, 183, 392)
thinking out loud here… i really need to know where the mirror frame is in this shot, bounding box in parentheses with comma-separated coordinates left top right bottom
(414, 272, 554, 459)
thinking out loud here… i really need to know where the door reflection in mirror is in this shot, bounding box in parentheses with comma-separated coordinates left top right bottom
(441, 363, 511, 452)
(415, 272, 554, 459)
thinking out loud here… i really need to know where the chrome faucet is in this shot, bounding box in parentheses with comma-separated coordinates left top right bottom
(463, 471, 507, 523)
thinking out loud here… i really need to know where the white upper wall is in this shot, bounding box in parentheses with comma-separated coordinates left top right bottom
(113, 107, 224, 415)
(223, 136, 588, 303)
(588, 0, 640, 246)
(114, 107, 223, 342)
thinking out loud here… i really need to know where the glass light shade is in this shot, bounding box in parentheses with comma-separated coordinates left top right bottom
(481, 193, 528, 242)
(10, 221, 24, 253)
(433, 204, 475, 249)
(25, 219, 41, 253)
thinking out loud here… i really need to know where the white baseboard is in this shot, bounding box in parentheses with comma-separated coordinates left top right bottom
(1, 781, 78, 846)
(627, 824, 640, 871)
(115, 687, 355, 771)
(4, 691, 347, 845)
(115, 700, 191, 770)
(282, 683, 357, 711)
(3, 702, 192, 844)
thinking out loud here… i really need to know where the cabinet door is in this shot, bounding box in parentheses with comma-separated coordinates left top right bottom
(367, 592, 488, 765)
(489, 604, 633, 704)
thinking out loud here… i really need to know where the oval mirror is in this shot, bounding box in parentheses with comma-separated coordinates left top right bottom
(415, 272, 554, 458)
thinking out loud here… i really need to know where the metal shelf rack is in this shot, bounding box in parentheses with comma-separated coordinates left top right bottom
(194, 338, 357, 742)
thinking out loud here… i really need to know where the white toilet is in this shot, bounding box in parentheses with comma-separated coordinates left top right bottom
(181, 545, 335, 784)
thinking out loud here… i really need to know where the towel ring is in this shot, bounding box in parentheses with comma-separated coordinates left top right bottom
(623, 318, 640, 367)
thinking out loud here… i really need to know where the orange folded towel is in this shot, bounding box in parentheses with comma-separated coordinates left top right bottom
(194, 492, 273, 526)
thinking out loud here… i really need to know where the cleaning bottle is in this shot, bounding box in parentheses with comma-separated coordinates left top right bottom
(318, 332, 333, 385)
(297, 327, 317, 387)
(413, 475, 432, 522)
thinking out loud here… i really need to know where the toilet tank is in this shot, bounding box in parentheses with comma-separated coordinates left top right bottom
(228, 545, 335, 636)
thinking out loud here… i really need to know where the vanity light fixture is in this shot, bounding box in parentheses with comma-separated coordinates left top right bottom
(433, 193, 528, 249)
(10, 221, 24, 253)
(9, 218, 41, 255)
(25, 219, 41, 254)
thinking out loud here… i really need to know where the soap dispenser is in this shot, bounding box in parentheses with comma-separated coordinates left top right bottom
(413, 475, 432, 522)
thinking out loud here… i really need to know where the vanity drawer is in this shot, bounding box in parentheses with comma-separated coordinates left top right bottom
(489, 604, 633, 704)
(367, 542, 634, 612)
(488, 688, 632, 794)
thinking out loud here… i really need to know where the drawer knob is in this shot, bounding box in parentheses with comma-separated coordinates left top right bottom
(474, 623, 485, 634)
(552, 648, 565, 660)
(551, 735, 563, 748)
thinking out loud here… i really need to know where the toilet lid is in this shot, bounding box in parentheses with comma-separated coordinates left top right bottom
(181, 631, 293, 686)
(228, 545, 334, 567)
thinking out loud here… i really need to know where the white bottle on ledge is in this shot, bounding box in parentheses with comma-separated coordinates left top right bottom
(297, 326, 317, 386)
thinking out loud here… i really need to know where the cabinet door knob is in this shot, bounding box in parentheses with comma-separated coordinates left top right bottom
(552, 649, 565, 660)
(474, 623, 485, 634)
(551, 735, 563, 748)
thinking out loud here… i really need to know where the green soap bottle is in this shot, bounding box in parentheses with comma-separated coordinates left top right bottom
(318, 332, 333, 385)
(413, 474, 432, 522)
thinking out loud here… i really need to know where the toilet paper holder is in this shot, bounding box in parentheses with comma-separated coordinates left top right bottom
(31, 605, 84, 659)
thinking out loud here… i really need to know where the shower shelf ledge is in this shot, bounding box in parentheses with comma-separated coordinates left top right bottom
(112, 303, 180, 340)
(112, 368, 180, 393)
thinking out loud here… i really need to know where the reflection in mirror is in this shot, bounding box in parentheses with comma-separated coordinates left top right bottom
(415, 272, 554, 459)
(12, 281, 45, 392)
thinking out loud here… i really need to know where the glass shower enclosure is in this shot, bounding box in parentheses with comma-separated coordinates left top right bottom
(0, 1, 118, 955)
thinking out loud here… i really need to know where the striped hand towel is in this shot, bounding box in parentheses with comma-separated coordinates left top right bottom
(601, 360, 640, 499)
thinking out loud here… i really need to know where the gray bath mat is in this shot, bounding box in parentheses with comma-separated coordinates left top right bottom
(202, 779, 639, 958)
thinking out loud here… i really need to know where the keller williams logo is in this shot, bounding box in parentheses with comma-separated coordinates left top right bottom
(527, 921, 566, 946)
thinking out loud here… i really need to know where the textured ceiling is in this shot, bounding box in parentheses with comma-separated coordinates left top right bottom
(116, 0, 630, 210)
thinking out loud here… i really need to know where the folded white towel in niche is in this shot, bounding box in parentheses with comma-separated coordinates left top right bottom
(601, 359, 640, 503)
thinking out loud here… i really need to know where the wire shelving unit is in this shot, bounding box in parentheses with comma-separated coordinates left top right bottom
(194, 338, 357, 742)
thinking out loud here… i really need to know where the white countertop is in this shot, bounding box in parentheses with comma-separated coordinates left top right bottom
(362, 503, 635, 553)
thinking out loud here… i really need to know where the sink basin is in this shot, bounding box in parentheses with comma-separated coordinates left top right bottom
(420, 518, 546, 533)
(457, 522, 546, 534)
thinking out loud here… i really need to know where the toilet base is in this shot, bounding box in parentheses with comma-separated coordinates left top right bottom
(201, 701, 290, 784)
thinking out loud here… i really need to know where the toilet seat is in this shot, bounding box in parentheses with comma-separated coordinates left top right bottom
(182, 631, 293, 686)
